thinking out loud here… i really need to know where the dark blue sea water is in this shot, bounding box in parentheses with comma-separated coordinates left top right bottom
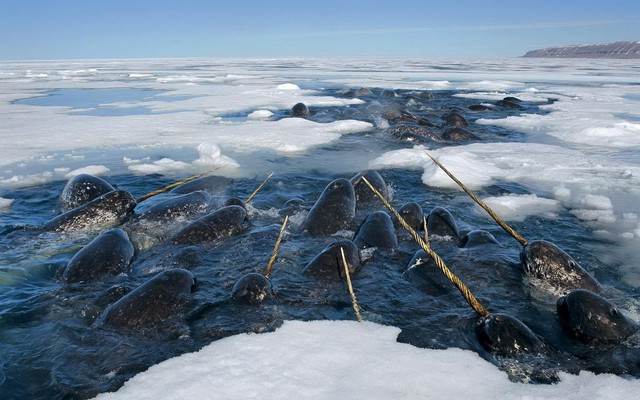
(1, 85, 638, 399)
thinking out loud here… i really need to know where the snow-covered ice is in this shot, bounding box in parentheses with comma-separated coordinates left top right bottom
(94, 320, 640, 400)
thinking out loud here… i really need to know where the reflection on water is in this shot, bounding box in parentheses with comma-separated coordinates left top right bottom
(14, 88, 196, 117)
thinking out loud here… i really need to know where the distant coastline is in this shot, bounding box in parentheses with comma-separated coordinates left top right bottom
(523, 41, 640, 59)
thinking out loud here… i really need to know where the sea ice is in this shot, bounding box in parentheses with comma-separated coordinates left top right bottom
(94, 320, 640, 400)
(478, 194, 561, 222)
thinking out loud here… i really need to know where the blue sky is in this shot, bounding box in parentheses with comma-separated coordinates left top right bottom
(1, 0, 638, 60)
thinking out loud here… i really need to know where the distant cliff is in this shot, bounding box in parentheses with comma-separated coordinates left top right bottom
(523, 41, 640, 59)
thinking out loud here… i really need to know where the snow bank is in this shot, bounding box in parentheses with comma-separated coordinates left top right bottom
(94, 320, 640, 400)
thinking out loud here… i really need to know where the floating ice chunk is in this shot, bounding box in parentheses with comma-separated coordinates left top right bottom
(54, 167, 71, 175)
(460, 80, 525, 91)
(422, 152, 500, 189)
(571, 194, 616, 223)
(194, 143, 239, 168)
(576, 122, 640, 148)
(277, 83, 300, 91)
(368, 146, 429, 170)
(65, 165, 110, 178)
(580, 194, 613, 211)
(0, 197, 13, 211)
(247, 110, 274, 120)
(416, 80, 451, 90)
(127, 158, 190, 175)
(571, 209, 616, 223)
(0, 171, 53, 189)
(553, 185, 571, 201)
(478, 194, 561, 222)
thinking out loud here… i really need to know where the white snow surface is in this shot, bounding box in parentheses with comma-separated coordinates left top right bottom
(94, 320, 640, 400)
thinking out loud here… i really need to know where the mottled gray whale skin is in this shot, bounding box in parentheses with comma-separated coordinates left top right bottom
(60, 174, 115, 212)
(476, 313, 545, 356)
(350, 170, 389, 206)
(442, 112, 469, 128)
(62, 228, 134, 283)
(97, 269, 197, 330)
(557, 289, 638, 343)
(136, 191, 212, 224)
(353, 211, 398, 250)
(520, 240, 601, 294)
(442, 127, 479, 141)
(426, 206, 460, 240)
(302, 178, 356, 236)
(231, 273, 274, 305)
(168, 205, 250, 245)
(44, 190, 136, 232)
(302, 239, 361, 279)
(386, 124, 441, 142)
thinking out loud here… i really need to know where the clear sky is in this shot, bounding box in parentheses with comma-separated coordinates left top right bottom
(1, 0, 638, 60)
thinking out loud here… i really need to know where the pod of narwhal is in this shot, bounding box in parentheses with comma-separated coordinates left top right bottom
(54, 170, 275, 332)
(423, 151, 638, 346)
(360, 176, 546, 356)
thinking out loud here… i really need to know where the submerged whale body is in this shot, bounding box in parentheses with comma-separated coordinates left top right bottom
(302, 239, 361, 279)
(62, 228, 135, 283)
(557, 289, 638, 343)
(135, 191, 212, 224)
(44, 190, 137, 232)
(520, 240, 601, 294)
(353, 211, 398, 250)
(442, 127, 479, 141)
(60, 174, 115, 212)
(231, 273, 274, 305)
(170, 175, 231, 195)
(386, 124, 441, 142)
(476, 313, 545, 356)
(442, 112, 469, 128)
(169, 205, 250, 245)
(460, 230, 500, 248)
(97, 269, 197, 330)
(302, 178, 356, 236)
